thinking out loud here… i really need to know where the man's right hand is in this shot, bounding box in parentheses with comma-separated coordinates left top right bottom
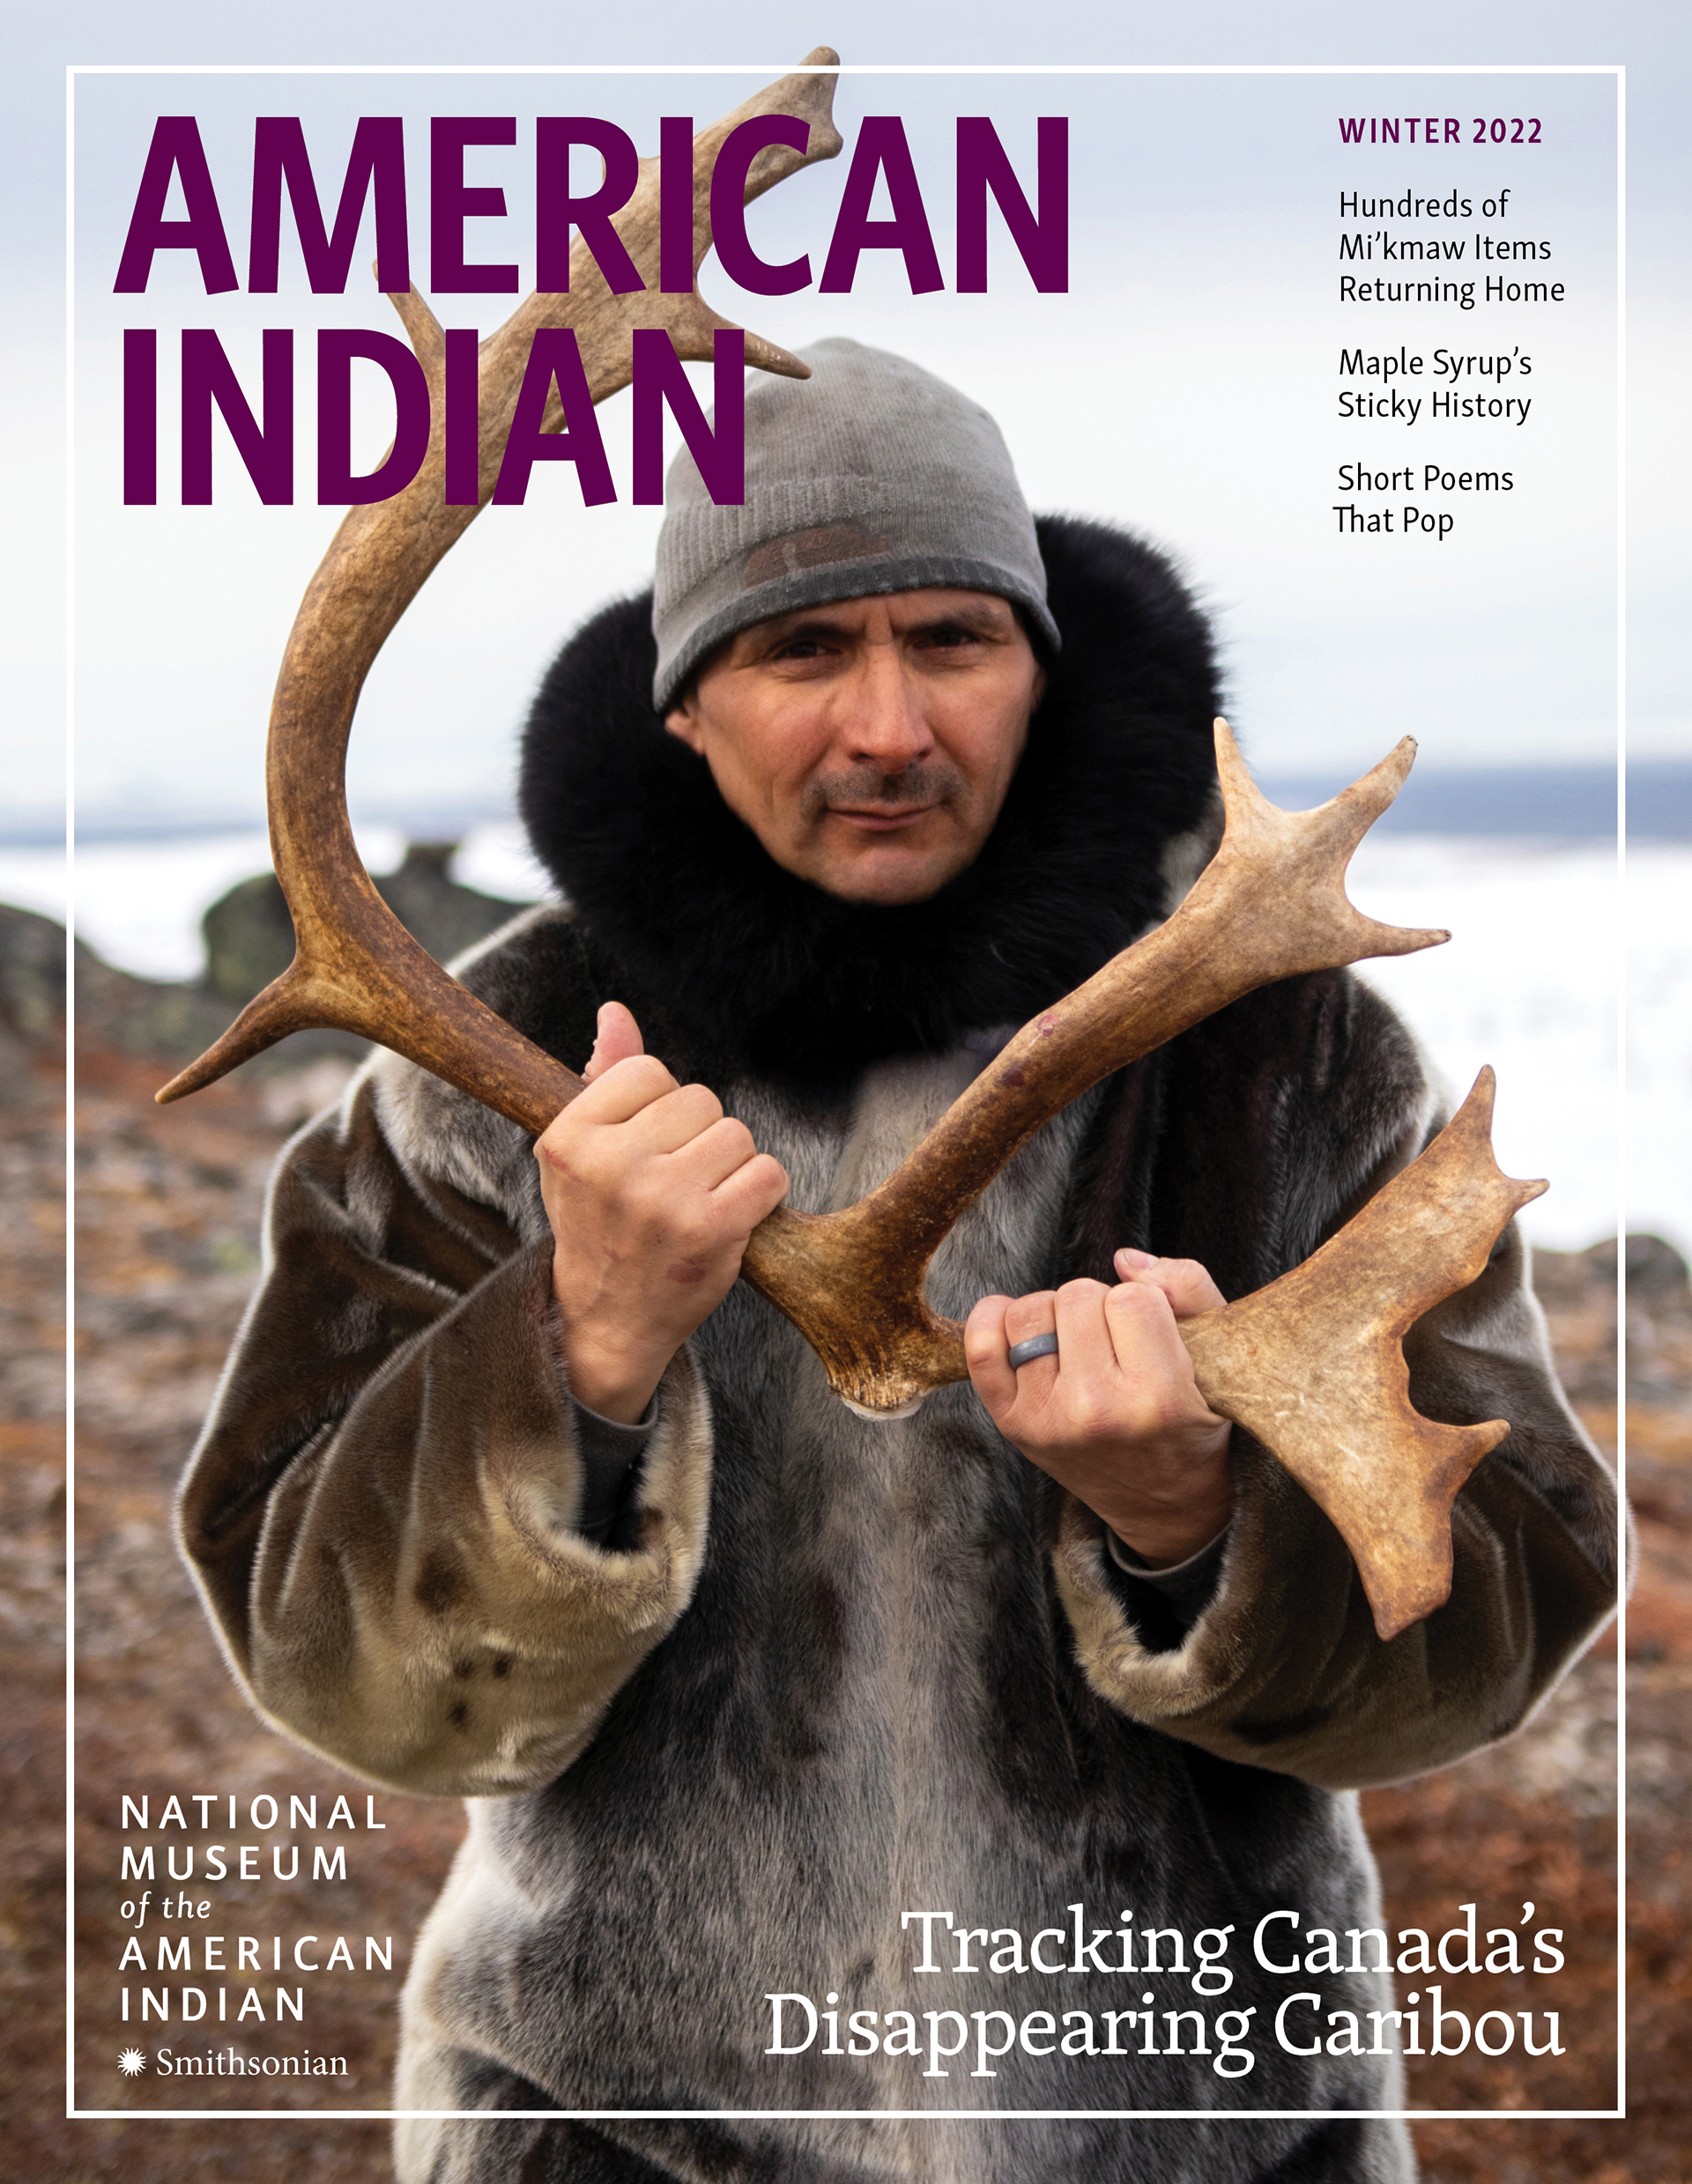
(535, 1002, 790, 1424)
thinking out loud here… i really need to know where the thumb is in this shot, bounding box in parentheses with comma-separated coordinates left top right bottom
(581, 1000, 646, 1083)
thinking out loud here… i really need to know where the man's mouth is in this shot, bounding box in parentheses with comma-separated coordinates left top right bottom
(826, 804, 940, 833)
(805, 761, 964, 835)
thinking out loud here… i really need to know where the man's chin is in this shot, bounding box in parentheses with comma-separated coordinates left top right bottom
(808, 847, 960, 907)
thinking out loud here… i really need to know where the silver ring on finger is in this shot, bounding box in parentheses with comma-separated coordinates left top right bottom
(1006, 1331, 1060, 1371)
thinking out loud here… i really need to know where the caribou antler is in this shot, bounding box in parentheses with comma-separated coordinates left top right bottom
(1183, 1069, 1543, 1640)
(154, 50, 1545, 1640)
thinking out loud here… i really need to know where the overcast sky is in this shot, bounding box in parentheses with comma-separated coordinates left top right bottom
(4, 0, 1687, 828)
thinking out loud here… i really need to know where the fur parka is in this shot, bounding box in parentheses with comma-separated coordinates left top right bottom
(178, 519, 1619, 2184)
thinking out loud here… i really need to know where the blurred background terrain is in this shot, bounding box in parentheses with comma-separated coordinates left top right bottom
(0, 840, 1682, 2179)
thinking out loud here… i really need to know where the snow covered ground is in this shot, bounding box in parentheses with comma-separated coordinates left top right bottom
(1344, 839, 1623, 1253)
(4, 828, 1680, 1256)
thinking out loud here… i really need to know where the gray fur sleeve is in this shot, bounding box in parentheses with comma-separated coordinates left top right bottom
(1052, 1218, 1622, 1789)
(176, 1074, 713, 1799)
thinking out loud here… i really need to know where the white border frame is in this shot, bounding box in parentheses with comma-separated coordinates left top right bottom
(63, 55, 1624, 2131)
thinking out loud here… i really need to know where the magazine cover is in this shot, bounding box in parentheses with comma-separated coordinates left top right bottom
(4, 4, 1687, 2180)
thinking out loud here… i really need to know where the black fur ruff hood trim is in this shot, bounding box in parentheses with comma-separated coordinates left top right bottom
(519, 516, 1221, 1081)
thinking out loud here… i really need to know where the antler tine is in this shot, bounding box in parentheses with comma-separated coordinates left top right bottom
(456, 51, 842, 457)
(1181, 1069, 1548, 1639)
(157, 55, 843, 1115)
(1215, 717, 1415, 848)
(1200, 721, 1449, 974)
(388, 285, 446, 381)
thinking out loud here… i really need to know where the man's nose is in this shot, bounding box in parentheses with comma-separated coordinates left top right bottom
(839, 645, 935, 772)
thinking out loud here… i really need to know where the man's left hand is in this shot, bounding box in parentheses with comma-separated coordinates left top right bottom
(964, 1249, 1235, 1567)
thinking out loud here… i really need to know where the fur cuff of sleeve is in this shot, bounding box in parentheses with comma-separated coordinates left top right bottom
(1050, 1443, 1396, 1788)
(247, 1242, 716, 1797)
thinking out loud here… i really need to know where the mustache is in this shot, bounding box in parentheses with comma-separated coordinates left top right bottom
(801, 759, 968, 820)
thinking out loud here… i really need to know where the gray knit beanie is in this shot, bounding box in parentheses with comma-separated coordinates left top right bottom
(651, 337, 1058, 712)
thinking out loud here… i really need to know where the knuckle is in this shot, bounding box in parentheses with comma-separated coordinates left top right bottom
(627, 1054, 677, 1096)
(538, 1114, 587, 1164)
(715, 1117, 756, 1160)
(538, 1137, 590, 1189)
(677, 1081, 724, 1125)
(724, 1150, 781, 1198)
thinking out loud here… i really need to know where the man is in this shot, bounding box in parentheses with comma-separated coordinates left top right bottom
(180, 341, 1618, 2183)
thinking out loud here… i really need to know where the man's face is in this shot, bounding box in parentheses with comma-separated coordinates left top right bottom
(663, 588, 1045, 906)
